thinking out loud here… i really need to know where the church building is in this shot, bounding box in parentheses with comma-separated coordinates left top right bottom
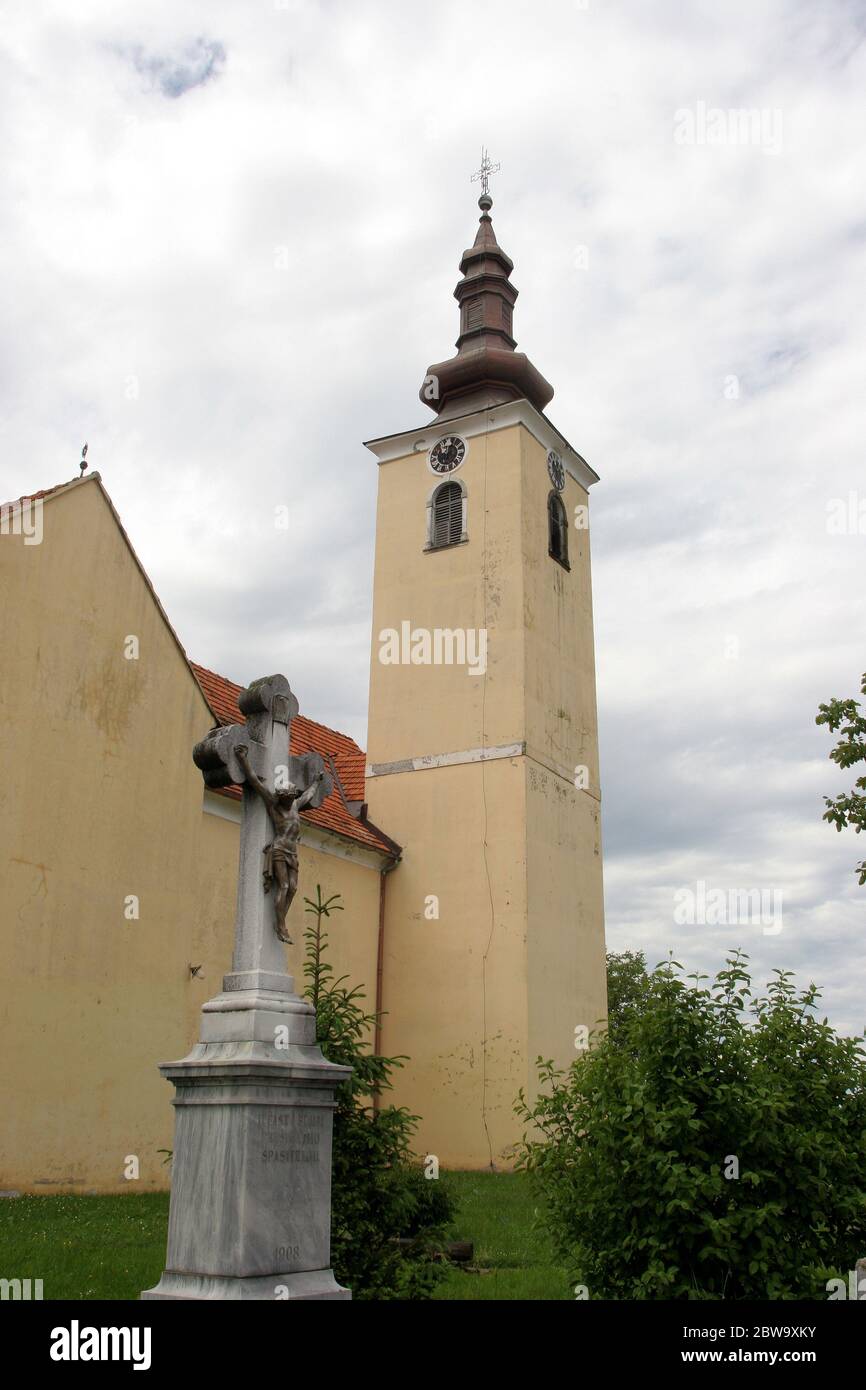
(0, 188, 607, 1189)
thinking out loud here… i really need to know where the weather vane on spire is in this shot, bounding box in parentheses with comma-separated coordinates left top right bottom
(471, 147, 500, 205)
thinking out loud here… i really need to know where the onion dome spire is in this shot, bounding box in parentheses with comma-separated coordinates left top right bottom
(420, 175, 554, 420)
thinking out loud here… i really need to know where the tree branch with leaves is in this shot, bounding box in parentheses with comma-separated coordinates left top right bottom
(817, 670, 866, 883)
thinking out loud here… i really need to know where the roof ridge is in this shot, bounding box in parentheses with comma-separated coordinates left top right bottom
(190, 660, 243, 689)
(1, 471, 102, 510)
(190, 660, 364, 754)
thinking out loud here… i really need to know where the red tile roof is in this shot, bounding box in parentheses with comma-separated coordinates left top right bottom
(12, 484, 66, 503)
(191, 663, 397, 858)
(333, 751, 366, 803)
(3, 477, 84, 507)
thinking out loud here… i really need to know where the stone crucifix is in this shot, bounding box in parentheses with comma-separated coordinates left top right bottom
(192, 675, 331, 968)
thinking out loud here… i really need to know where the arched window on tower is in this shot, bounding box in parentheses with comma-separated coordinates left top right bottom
(548, 492, 569, 569)
(429, 481, 465, 550)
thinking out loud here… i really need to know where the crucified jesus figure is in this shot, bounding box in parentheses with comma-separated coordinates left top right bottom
(235, 745, 325, 944)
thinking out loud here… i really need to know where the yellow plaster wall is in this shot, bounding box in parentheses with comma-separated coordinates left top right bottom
(520, 430, 608, 1077)
(366, 425, 525, 763)
(371, 758, 528, 1169)
(524, 762, 607, 1086)
(520, 430, 602, 795)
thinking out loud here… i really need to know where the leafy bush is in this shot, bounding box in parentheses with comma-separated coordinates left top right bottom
(517, 952, 866, 1299)
(606, 949, 651, 1045)
(302, 887, 455, 1299)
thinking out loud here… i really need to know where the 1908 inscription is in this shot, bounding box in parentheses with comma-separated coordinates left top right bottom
(275, 1244, 300, 1263)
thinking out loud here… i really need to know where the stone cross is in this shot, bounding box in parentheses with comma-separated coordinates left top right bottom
(142, 672, 350, 1301)
(192, 674, 331, 982)
(471, 146, 500, 198)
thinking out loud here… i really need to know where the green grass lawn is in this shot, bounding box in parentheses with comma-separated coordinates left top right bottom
(0, 1192, 170, 1300)
(433, 1172, 570, 1300)
(0, 1171, 568, 1301)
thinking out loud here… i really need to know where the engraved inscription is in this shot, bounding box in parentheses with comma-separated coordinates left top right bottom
(261, 1145, 320, 1163)
(253, 1112, 323, 1164)
(275, 1244, 300, 1263)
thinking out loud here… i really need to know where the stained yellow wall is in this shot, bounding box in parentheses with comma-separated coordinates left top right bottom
(370, 758, 528, 1168)
(366, 417, 607, 1167)
(519, 429, 607, 1072)
(0, 478, 381, 1193)
(366, 427, 525, 762)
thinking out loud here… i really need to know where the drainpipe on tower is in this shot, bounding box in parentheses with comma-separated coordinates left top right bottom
(373, 852, 400, 1111)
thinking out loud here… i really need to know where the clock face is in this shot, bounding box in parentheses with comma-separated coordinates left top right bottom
(429, 435, 466, 475)
(547, 450, 566, 491)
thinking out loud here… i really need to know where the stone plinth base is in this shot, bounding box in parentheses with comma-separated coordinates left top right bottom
(142, 1269, 349, 1300)
(141, 969, 351, 1303)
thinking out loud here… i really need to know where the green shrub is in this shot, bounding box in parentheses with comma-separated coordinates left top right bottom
(606, 949, 651, 1046)
(302, 887, 455, 1299)
(517, 952, 866, 1299)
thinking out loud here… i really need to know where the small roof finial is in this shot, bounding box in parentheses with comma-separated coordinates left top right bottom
(419, 157, 554, 418)
(470, 146, 500, 211)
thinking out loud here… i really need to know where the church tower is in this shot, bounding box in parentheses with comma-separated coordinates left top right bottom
(364, 174, 606, 1168)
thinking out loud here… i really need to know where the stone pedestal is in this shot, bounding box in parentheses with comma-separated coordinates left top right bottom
(143, 674, 351, 1301)
(142, 968, 351, 1301)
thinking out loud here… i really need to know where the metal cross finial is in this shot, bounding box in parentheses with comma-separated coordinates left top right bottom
(471, 147, 500, 199)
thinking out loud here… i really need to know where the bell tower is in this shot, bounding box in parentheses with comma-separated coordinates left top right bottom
(364, 168, 607, 1168)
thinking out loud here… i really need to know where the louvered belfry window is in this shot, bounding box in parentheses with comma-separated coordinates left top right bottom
(432, 482, 463, 548)
(548, 492, 569, 568)
(464, 297, 483, 332)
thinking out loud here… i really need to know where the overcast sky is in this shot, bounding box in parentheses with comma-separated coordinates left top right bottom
(3, 0, 865, 1034)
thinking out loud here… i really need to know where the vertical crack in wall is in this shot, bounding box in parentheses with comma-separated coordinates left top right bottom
(479, 411, 496, 1168)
